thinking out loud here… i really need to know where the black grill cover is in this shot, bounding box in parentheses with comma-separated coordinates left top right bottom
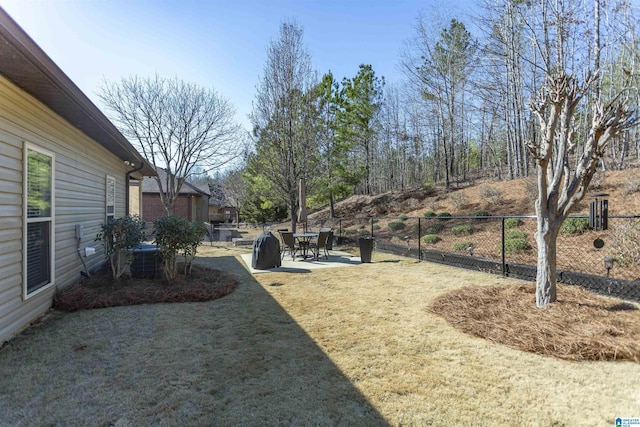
(251, 232, 281, 269)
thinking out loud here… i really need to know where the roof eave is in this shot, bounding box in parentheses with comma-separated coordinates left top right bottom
(0, 7, 156, 177)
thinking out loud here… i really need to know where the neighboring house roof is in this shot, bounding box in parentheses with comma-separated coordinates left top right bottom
(0, 7, 155, 176)
(142, 168, 210, 196)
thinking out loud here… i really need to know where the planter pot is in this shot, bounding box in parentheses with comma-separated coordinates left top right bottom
(358, 237, 374, 263)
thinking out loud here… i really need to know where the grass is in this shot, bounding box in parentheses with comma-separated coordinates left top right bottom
(1, 243, 639, 425)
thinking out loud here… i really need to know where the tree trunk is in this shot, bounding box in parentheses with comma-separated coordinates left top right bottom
(535, 213, 560, 307)
(329, 193, 335, 219)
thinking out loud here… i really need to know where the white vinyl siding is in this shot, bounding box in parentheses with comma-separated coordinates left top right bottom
(0, 74, 130, 343)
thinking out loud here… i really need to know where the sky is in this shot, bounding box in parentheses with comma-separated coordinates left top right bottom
(0, 0, 476, 132)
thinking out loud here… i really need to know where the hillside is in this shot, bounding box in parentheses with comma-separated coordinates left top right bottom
(312, 168, 640, 219)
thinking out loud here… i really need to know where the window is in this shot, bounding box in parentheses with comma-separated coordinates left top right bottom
(106, 175, 115, 222)
(24, 144, 54, 297)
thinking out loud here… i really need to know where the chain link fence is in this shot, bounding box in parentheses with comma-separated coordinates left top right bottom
(300, 215, 640, 302)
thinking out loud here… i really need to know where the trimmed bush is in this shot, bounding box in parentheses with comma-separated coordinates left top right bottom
(421, 234, 441, 244)
(154, 216, 207, 280)
(388, 221, 407, 232)
(437, 212, 452, 221)
(96, 215, 145, 280)
(423, 211, 437, 218)
(505, 218, 523, 229)
(425, 223, 445, 234)
(505, 230, 527, 240)
(453, 241, 473, 252)
(504, 238, 531, 254)
(560, 217, 590, 234)
(451, 224, 475, 235)
(399, 214, 408, 221)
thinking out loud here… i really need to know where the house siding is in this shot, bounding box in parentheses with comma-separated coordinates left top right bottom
(0, 75, 130, 343)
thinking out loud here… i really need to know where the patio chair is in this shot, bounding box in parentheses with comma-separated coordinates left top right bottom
(310, 229, 331, 260)
(279, 231, 299, 260)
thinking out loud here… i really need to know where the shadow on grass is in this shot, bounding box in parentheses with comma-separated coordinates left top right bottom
(0, 254, 388, 426)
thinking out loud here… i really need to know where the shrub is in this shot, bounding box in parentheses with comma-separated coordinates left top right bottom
(623, 175, 640, 196)
(95, 215, 145, 280)
(421, 234, 441, 244)
(560, 217, 590, 234)
(449, 192, 468, 210)
(524, 178, 538, 206)
(425, 223, 445, 234)
(398, 214, 408, 221)
(453, 241, 473, 252)
(505, 230, 527, 240)
(437, 212, 452, 221)
(472, 210, 491, 218)
(481, 185, 504, 206)
(505, 218, 523, 229)
(373, 224, 381, 231)
(609, 219, 640, 267)
(504, 238, 531, 254)
(388, 221, 407, 232)
(451, 224, 475, 235)
(154, 216, 207, 281)
(472, 210, 491, 223)
(423, 211, 437, 218)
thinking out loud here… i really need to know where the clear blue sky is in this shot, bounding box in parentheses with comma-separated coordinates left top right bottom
(0, 0, 476, 132)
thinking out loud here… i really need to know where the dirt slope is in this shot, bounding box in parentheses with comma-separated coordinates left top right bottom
(312, 168, 640, 219)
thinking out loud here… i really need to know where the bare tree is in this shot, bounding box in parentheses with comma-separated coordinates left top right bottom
(221, 167, 249, 224)
(249, 20, 318, 232)
(523, 0, 637, 307)
(100, 74, 241, 216)
(402, 14, 478, 187)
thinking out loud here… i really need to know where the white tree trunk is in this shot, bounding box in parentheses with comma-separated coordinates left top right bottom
(535, 213, 560, 307)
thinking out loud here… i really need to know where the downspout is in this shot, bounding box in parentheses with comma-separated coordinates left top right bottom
(125, 161, 145, 216)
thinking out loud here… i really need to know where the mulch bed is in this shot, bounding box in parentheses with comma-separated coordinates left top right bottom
(429, 283, 640, 362)
(54, 264, 238, 311)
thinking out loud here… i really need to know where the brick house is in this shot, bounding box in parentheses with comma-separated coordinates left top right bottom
(140, 169, 210, 223)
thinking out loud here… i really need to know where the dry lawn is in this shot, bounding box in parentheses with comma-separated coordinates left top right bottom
(1, 243, 639, 426)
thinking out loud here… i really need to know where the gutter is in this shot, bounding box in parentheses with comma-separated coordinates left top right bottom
(125, 161, 145, 216)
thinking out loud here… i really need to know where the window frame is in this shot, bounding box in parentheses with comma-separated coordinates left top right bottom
(23, 142, 55, 299)
(106, 175, 115, 222)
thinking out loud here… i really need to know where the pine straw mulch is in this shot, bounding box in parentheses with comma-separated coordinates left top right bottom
(429, 283, 640, 362)
(53, 263, 238, 311)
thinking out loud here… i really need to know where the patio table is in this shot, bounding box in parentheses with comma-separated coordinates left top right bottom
(293, 232, 318, 260)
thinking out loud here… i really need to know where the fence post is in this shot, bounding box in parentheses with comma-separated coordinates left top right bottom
(501, 216, 506, 277)
(418, 217, 422, 261)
